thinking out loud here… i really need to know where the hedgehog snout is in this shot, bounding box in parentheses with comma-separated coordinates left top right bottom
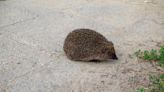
(112, 53, 118, 60)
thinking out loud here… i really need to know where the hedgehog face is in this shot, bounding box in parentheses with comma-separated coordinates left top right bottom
(101, 45, 118, 60)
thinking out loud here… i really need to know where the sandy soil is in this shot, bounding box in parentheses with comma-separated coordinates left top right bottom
(0, 0, 164, 92)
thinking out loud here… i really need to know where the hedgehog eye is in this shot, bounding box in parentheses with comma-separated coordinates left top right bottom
(108, 51, 112, 55)
(102, 48, 108, 53)
(101, 49, 105, 53)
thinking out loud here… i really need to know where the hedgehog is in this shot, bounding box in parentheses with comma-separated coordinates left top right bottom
(63, 28, 118, 61)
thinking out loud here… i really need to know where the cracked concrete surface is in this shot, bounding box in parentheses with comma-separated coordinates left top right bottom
(0, 0, 164, 92)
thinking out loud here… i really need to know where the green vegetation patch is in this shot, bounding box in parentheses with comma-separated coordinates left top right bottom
(135, 46, 164, 92)
(136, 74, 164, 92)
(135, 46, 164, 67)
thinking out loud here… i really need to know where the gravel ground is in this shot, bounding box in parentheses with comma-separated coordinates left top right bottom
(0, 0, 164, 92)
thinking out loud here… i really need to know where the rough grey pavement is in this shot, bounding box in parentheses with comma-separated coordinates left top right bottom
(0, 0, 164, 92)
